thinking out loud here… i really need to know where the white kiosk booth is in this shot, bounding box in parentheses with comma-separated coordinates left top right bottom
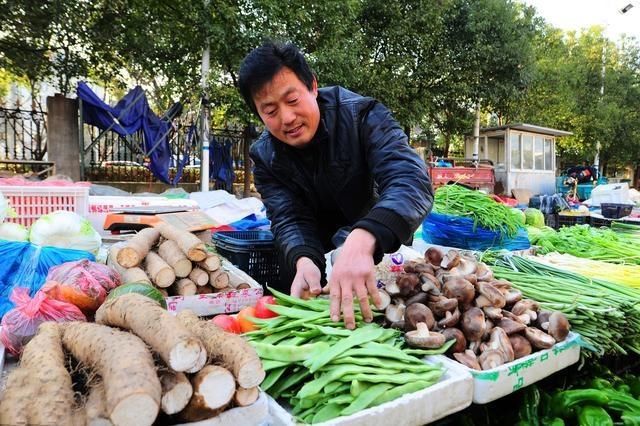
(465, 123, 572, 195)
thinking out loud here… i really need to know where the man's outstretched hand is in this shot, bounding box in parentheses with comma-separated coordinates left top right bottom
(290, 256, 322, 300)
(328, 228, 383, 329)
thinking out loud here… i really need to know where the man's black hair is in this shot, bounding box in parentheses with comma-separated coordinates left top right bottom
(238, 41, 315, 116)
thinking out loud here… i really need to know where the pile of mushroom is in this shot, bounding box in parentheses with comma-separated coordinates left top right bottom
(379, 247, 571, 370)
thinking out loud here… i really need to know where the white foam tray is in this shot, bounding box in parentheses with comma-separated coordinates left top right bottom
(267, 358, 472, 426)
(434, 331, 581, 404)
(173, 391, 269, 425)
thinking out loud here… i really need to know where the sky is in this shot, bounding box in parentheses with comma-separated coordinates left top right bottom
(521, 0, 640, 40)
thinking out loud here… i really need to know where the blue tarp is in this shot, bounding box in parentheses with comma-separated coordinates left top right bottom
(77, 82, 175, 184)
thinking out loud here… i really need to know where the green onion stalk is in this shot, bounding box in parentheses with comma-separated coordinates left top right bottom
(484, 254, 640, 357)
(434, 184, 522, 238)
(527, 224, 640, 265)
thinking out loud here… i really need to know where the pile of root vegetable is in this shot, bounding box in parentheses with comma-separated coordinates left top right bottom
(380, 247, 571, 370)
(109, 224, 251, 296)
(244, 289, 449, 424)
(0, 293, 265, 426)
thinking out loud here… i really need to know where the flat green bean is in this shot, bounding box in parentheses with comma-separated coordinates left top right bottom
(342, 369, 443, 385)
(261, 366, 288, 392)
(305, 325, 385, 372)
(313, 402, 345, 423)
(342, 383, 393, 416)
(253, 341, 329, 362)
(372, 380, 434, 405)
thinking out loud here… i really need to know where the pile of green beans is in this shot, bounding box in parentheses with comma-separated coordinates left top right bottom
(246, 288, 450, 424)
(487, 255, 640, 357)
(434, 184, 521, 237)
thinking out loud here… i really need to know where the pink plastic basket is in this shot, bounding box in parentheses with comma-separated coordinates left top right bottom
(0, 185, 90, 227)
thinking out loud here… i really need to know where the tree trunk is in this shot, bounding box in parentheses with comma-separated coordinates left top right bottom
(404, 125, 411, 142)
(443, 133, 451, 158)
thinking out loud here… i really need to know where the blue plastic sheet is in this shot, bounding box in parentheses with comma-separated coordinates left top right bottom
(422, 212, 530, 251)
(0, 240, 95, 318)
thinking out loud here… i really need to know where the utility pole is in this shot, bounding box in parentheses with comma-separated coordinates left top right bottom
(472, 104, 481, 166)
(595, 3, 634, 176)
(200, 1, 211, 192)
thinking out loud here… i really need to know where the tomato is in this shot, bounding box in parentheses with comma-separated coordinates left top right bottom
(254, 295, 279, 319)
(237, 306, 259, 333)
(211, 314, 241, 334)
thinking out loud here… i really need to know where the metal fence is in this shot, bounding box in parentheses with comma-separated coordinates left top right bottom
(80, 112, 247, 186)
(0, 107, 51, 176)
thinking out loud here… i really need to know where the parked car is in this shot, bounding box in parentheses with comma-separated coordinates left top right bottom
(100, 160, 146, 168)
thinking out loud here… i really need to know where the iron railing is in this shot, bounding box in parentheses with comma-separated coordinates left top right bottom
(80, 108, 247, 185)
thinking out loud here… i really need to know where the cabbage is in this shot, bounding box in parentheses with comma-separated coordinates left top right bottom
(524, 208, 545, 228)
(29, 210, 101, 254)
(511, 208, 526, 227)
(0, 222, 29, 241)
(0, 191, 16, 223)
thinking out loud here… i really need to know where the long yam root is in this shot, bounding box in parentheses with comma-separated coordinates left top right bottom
(86, 381, 113, 426)
(158, 239, 193, 278)
(96, 293, 206, 373)
(197, 254, 221, 272)
(160, 371, 193, 415)
(174, 278, 197, 296)
(189, 267, 209, 286)
(177, 310, 265, 388)
(0, 322, 77, 426)
(116, 227, 160, 268)
(178, 365, 235, 422)
(62, 322, 161, 426)
(0, 368, 29, 425)
(144, 251, 176, 288)
(209, 269, 230, 289)
(234, 386, 259, 407)
(155, 222, 207, 262)
(108, 246, 151, 285)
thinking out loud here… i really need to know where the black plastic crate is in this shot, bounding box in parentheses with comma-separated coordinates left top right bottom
(557, 214, 589, 228)
(601, 203, 634, 219)
(212, 231, 280, 288)
(590, 216, 615, 228)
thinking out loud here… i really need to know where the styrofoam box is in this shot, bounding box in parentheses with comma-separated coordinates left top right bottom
(590, 183, 630, 206)
(172, 391, 269, 426)
(267, 358, 473, 426)
(165, 260, 263, 316)
(434, 332, 581, 404)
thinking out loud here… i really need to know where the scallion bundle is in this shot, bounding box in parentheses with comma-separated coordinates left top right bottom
(434, 184, 521, 237)
(486, 254, 640, 357)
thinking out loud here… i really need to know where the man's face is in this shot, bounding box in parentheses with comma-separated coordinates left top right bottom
(253, 67, 320, 148)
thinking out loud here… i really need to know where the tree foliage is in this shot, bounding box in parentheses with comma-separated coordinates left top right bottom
(1, 0, 639, 170)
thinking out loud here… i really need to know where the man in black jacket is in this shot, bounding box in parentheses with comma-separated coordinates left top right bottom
(238, 41, 433, 329)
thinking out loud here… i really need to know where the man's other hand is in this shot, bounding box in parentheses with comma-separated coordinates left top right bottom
(290, 257, 322, 299)
(329, 228, 383, 329)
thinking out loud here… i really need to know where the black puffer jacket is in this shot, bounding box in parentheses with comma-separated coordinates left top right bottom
(250, 86, 433, 277)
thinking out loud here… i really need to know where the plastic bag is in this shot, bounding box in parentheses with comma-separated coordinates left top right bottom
(42, 259, 121, 312)
(422, 212, 530, 251)
(0, 287, 86, 355)
(0, 240, 95, 318)
(29, 210, 102, 254)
